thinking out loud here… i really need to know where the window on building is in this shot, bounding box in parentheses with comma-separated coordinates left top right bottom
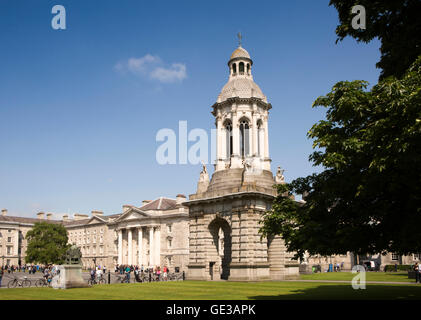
(239, 62, 244, 74)
(239, 119, 250, 157)
(414, 253, 421, 260)
(391, 253, 399, 261)
(100, 246, 103, 255)
(7, 237, 11, 243)
(7, 246, 12, 255)
(8, 229, 11, 233)
(247, 63, 250, 75)
(232, 63, 237, 75)
(100, 236, 103, 243)
(168, 239, 172, 248)
(167, 224, 172, 233)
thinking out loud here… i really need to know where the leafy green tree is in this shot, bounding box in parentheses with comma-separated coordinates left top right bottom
(330, 0, 421, 79)
(261, 56, 421, 259)
(25, 222, 70, 265)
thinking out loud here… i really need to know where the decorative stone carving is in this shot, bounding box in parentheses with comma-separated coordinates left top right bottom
(197, 163, 210, 194)
(275, 166, 285, 184)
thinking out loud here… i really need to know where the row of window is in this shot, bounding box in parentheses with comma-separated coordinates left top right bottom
(224, 119, 265, 158)
(69, 228, 103, 237)
(231, 62, 250, 76)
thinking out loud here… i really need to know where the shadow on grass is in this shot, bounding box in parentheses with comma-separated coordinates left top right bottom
(249, 284, 421, 300)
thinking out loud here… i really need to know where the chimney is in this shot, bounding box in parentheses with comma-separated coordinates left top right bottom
(74, 213, 89, 221)
(62, 214, 69, 222)
(37, 212, 45, 219)
(122, 205, 131, 213)
(141, 200, 152, 207)
(91, 210, 104, 217)
(1, 209, 7, 216)
(46, 213, 53, 220)
(176, 194, 186, 205)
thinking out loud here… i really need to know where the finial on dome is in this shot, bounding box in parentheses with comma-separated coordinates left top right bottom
(237, 32, 242, 47)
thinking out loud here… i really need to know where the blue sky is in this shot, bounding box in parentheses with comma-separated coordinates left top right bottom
(0, 0, 381, 217)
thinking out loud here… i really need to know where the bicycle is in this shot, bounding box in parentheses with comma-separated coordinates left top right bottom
(35, 277, 52, 287)
(7, 276, 31, 288)
(88, 276, 106, 285)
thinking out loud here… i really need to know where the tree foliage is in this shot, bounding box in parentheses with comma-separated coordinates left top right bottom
(261, 56, 421, 259)
(330, 0, 421, 80)
(25, 222, 70, 265)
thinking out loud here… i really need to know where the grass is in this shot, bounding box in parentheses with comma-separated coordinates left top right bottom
(0, 280, 420, 300)
(300, 271, 413, 283)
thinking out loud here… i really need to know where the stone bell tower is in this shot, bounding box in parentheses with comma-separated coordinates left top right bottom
(185, 35, 299, 281)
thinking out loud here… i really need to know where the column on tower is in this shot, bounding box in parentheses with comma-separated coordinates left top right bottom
(263, 114, 270, 170)
(231, 109, 241, 168)
(128, 228, 132, 265)
(118, 229, 123, 265)
(252, 110, 258, 157)
(216, 115, 224, 171)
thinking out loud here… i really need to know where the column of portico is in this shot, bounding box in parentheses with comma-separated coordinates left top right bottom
(138, 227, 143, 266)
(128, 228, 133, 265)
(118, 229, 123, 265)
(155, 227, 161, 267)
(149, 227, 154, 266)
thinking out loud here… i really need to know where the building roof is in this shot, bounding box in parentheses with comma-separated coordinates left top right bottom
(0, 215, 62, 225)
(218, 78, 267, 103)
(139, 197, 177, 211)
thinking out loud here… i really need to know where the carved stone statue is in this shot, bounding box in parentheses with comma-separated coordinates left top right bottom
(64, 245, 82, 265)
(197, 163, 210, 194)
(275, 166, 285, 184)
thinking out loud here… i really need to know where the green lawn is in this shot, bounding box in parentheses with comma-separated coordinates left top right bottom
(300, 271, 413, 282)
(0, 280, 420, 300)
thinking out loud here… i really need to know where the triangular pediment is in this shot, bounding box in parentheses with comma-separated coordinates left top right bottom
(115, 207, 150, 222)
(87, 215, 107, 225)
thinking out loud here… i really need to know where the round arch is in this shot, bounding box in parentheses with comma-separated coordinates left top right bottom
(208, 217, 232, 280)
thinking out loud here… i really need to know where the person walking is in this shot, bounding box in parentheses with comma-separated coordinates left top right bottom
(414, 263, 419, 283)
(418, 264, 421, 283)
(0, 267, 3, 287)
(125, 265, 131, 283)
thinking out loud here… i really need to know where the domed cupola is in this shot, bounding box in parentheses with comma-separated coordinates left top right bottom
(227, 37, 253, 81)
(217, 34, 267, 103)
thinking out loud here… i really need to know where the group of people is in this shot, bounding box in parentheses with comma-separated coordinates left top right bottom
(1, 264, 52, 274)
(89, 266, 107, 283)
(0, 264, 57, 287)
(115, 264, 170, 283)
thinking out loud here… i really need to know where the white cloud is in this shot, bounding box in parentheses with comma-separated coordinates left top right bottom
(150, 63, 187, 83)
(115, 54, 187, 83)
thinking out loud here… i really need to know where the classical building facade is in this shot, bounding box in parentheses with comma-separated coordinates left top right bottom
(1, 42, 419, 277)
(0, 196, 190, 272)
